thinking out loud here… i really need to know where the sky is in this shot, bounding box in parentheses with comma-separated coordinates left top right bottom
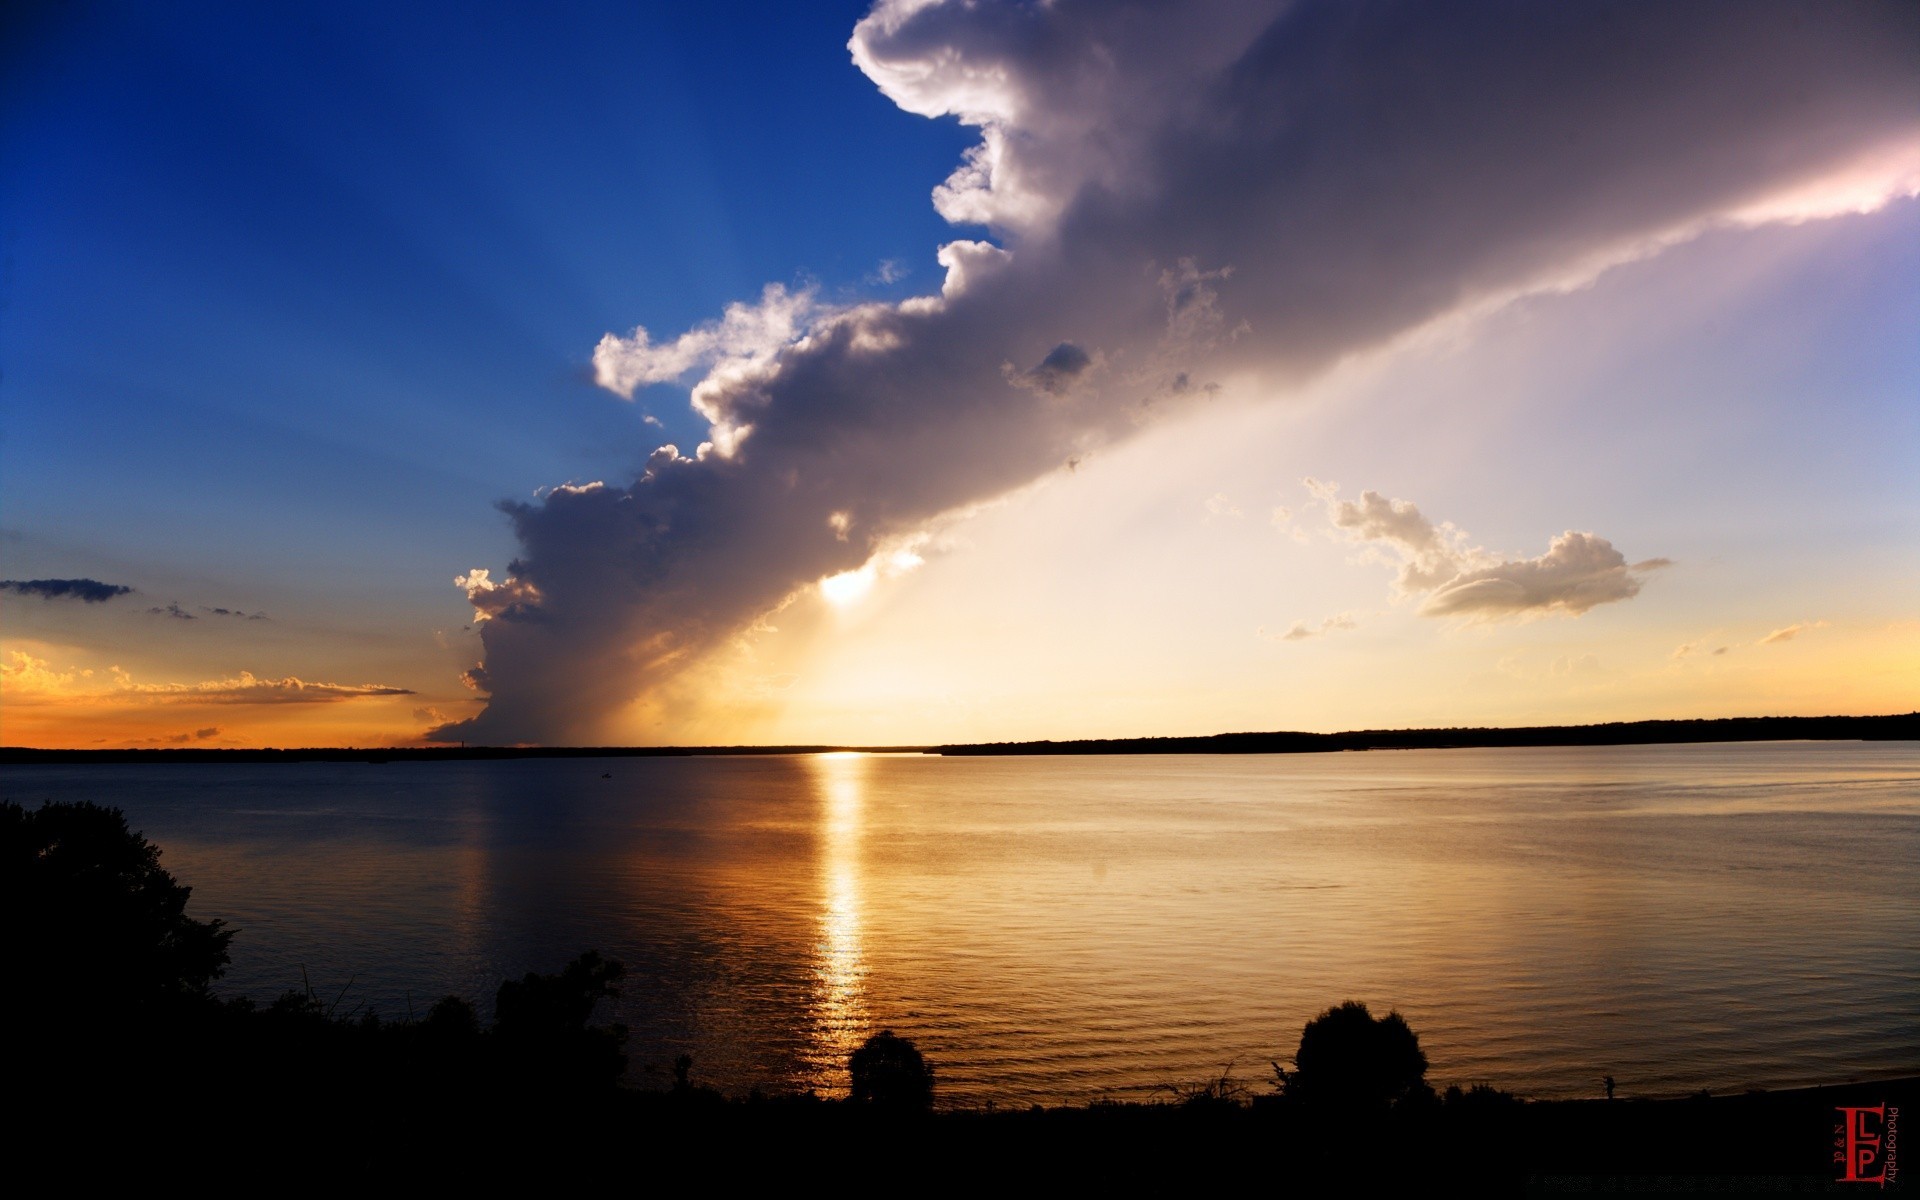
(3, 0, 1916, 749)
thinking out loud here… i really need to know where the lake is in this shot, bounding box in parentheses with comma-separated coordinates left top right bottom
(6, 741, 1916, 1107)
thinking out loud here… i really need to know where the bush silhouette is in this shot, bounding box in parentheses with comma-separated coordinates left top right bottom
(1276, 1001, 1431, 1111)
(493, 950, 629, 1093)
(848, 1030, 934, 1111)
(1, 799, 233, 1027)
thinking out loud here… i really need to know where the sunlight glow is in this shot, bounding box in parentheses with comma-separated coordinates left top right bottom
(819, 567, 876, 607)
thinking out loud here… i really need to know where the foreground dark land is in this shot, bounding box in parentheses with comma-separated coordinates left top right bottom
(30, 1016, 1913, 1194)
(2, 711, 1914, 762)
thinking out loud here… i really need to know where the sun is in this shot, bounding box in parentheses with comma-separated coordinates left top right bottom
(819, 567, 875, 607)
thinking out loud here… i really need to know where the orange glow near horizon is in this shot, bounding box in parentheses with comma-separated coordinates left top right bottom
(0, 647, 456, 748)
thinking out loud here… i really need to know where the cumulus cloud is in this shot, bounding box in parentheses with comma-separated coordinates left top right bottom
(1423, 532, 1669, 619)
(1307, 481, 1668, 619)
(593, 283, 817, 401)
(442, 1, 1920, 744)
(1, 578, 134, 603)
(2, 650, 86, 693)
(148, 603, 196, 620)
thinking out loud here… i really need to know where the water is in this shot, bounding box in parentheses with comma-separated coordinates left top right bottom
(6, 741, 1916, 1107)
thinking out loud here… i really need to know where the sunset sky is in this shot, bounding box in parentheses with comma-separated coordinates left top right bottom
(4, 0, 1917, 749)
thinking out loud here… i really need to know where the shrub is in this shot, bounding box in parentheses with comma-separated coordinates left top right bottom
(1275, 1000, 1431, 1112)
(848, 1030, 934, 1111)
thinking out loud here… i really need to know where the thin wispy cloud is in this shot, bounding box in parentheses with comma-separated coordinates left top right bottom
(441, 1, 1920, 744)
(3, 652, 412, 705)
(203, 606, 268, 620)
(1263, 612, 1359, 643)
(1760, 621, 1829, 645)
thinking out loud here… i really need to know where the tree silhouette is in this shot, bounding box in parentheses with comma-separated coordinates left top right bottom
(1, 799, 233, 1027)
(848, 1030, 934, 1111)
(1276, 1001, 1431, 1112)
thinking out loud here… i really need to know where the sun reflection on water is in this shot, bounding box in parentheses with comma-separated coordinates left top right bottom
(806, 751, 869, 1093)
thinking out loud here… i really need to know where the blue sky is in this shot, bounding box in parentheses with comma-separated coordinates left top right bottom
(5, 0, 968, 585)
(4, 1, 1916, 746)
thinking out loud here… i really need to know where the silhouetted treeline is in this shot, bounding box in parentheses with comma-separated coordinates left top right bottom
(0, 743, 930, 764)
(936, 712, 1919, 756)
(4, 712, 1911, 763)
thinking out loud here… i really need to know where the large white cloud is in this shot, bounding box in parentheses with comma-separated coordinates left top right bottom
(438, 0, 1920, 744)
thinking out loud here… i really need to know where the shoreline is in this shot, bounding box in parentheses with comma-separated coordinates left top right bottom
(3, 711, 1913, 763)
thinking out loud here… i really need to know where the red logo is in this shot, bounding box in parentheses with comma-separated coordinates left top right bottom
(1836, 1104, 1900, 1186)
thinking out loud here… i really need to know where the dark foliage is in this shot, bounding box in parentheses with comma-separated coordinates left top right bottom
(494, 950, 630, 1093)
(1276, 1000, 1431, 1112)
(849, 1030, 935, 1111)
(1, 799, 232, 1030)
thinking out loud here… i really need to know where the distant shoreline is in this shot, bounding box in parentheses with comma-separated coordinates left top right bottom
(2, 712, 1912, 764)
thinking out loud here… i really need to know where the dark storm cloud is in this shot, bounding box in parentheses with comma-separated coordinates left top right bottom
(1012, 342, 1095, 395)
(1, 578, 134, 603)
(440, 0, 1920, 744)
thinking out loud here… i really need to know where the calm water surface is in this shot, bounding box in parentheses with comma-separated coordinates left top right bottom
(7, 742, 1917, 1106)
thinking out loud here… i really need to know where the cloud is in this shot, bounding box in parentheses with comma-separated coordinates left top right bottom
(144, 601, 267, 622)
(1673, 641, 1733, 660)
(203, 606, 268, 620)
(1305, 480, 1470, 593)
(117, 673, 413, 704)
(1423, 533, 1669, 619)
(2, 650, 85, 693)
(1204, 493, 1243, 520)
(122, 727, 226, 746)
(2, 652, 412, 705)
(443, 1, 1920, 744)
(592, 282, 818, 418)
(1, 578, 134, 603)
(1263, 612, 1359, 643)
(1760, 620, 1828, 645)
(1008, 342, 1096, 395)
(1307, 481, 1668, 619)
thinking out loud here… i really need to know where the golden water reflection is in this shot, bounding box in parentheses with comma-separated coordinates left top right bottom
(805, 751, 869, 1092)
